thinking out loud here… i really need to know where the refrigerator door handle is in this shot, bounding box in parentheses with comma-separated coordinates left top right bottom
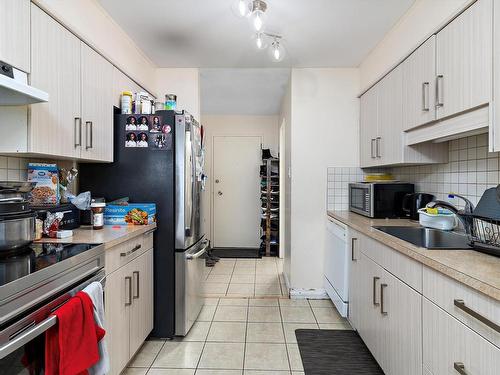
(186, 240, 210, 260)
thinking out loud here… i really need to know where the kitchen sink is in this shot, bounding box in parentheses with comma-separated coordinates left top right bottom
(373, 226, 472, 249)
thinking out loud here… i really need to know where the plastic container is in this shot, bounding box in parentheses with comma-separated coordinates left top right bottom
(418, 208, 458, 231)
(91, 201, 106, 230)
(121, 91, 133, 114)
(164, 94, 177, 110)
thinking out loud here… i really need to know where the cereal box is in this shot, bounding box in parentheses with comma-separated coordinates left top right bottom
(28, 163, 59, 205)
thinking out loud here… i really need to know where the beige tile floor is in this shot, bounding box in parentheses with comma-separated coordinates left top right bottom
(124, 272, 353, 375)
(202, 258, 288, 298)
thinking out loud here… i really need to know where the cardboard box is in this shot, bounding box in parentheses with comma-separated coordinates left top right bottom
(28, 163, 59, 205)
(104, 203, 156, 225)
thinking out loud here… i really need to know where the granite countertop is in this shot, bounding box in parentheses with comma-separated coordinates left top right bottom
(35, 224, 156, 249)
(327, 210, 500, 301)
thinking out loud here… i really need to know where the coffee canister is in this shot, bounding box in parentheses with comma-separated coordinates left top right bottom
(165, 94, 177, 110)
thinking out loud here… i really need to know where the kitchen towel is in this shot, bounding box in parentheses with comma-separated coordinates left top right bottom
(45, 291, 105, 375)
(84, 281, 110, 375)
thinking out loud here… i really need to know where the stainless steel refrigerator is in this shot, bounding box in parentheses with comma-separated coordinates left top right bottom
(80, 110, 207, 338)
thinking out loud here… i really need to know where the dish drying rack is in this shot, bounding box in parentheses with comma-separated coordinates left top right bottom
(462, 186, 500, 257)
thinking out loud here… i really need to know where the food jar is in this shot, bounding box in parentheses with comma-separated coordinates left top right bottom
(91, 201, 106, 230)
(121, 91, 133, 114)
(164, 94, 177, 110)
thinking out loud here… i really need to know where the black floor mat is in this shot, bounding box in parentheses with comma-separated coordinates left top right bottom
(211, 247, 262, 258)
(295, 329, 384, 375)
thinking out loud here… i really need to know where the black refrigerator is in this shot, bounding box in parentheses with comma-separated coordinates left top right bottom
(80, 110, 207, 338)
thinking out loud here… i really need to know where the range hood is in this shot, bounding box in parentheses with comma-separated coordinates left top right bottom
(0, 61, 49, 105)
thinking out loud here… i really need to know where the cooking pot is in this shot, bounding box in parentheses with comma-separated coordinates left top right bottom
(0, 212, 36, 251)
(402, 193, 435, 221)
(0, 249, 34, 285)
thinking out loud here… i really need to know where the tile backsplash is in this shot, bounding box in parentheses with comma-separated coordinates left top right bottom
(0, 155, 76, 185)
(327, 133, 500, 211)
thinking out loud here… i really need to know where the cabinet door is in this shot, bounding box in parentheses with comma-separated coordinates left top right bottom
(105, 264, 132, 375)
(436, 0, 492, 119)
(402, 36, 436, 130)
(0, 0, 30, 72)
(423, 298, 500, 375)
(81, 43, 114, 162)
(30, 5, 82, 158)
(377, 65, 403, 165)
(359, 87, 378, 168)
(379, 267, 422, 375)
(129, 248, 154, 356)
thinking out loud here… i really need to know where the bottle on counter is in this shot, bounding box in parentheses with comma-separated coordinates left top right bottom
(91, 201, 106, 230)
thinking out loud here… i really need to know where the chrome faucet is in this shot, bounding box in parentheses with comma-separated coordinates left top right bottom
(426, 194, 475, 233)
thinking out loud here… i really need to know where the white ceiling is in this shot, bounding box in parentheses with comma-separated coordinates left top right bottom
(98, 0, 415, 68)
(200, 68, 290, 115)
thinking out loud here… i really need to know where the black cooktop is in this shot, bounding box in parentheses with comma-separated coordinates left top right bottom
(0, 243, 101, 287)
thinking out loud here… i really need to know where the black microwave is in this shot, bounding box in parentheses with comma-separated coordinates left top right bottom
(348, 182, 414, 218)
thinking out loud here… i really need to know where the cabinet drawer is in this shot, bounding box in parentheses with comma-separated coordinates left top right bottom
(105, 235, 145, 274)
(423, 298, 500, 375)
(423, 267, 500, 348)
(359, 233, 422, 293)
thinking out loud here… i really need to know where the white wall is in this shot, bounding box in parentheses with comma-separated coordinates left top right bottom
(33, 0, 157, 93)
(156, 69, 201, 120)
(279, 82, 292, 282)
(200, 115, 279, 242)
(289, 68, 360, 290)
(359, 0, 472, 91)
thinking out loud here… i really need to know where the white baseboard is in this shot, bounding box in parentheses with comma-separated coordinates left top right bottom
(289, 288, 328, 300)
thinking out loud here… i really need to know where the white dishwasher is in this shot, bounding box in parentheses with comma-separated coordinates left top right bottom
(324, 216, 349, 317)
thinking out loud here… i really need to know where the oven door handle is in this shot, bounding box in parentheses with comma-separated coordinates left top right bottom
(0, 315, 57, 359)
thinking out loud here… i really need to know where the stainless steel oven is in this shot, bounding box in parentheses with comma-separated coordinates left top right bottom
(348, 182, 414, 218)
(0, 242, 105, 374)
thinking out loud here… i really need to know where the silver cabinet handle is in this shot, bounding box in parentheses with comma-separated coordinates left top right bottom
(74, 117, 82, 147)
(351, 238, 357, 261)
(376, 137, 381, 158)
(454, 299, 500, 333)
(133, 271, 140, 299)
(85, 121, 91, 149)
(422, 82, 430, 111)
(373, 277, 380, 306)
(454, 362, 471, 375)
(436, 74, 444, 107)
(120, 244, 142, 257)
(370, 139, 375, 158)
(380, 283, 388, 315)
(125, 276, 132, 306)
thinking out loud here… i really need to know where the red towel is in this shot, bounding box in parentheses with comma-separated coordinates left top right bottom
(45, 291, 105, 375)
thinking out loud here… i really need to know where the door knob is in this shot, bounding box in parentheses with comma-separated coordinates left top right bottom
(215, 179, 220, 183)
(218, 191, 223, 196)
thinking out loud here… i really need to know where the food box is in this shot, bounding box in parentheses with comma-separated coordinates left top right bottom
(104, 203, 156, 225)
(27, 163, 59, 205)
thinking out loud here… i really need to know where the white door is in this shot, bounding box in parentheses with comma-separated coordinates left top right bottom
(213, 136, 261, 248)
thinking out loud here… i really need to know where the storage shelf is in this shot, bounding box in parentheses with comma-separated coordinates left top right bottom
(260, 157, 280, 257)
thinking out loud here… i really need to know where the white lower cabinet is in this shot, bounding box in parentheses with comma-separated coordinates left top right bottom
(423, 298, 500, 375)
(353, 251, 422, 375)
(105, 237, 154, 375)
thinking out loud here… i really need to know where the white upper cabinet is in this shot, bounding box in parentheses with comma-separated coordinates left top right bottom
(436, 0, 492, 120)
(30, 5, 82, 158)
(0, 0, 30, 72)
(359, 87, 378, 168)
(81, 43, 114, 162)
(377, 65, 403, 165)
(402, 36, 437, 131)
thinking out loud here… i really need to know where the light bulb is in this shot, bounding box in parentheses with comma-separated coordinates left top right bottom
(253, 33, 268, 50)
(252, 10, 264, 31)
(232, 0, 250, 18)
(268, 40, 286, 62)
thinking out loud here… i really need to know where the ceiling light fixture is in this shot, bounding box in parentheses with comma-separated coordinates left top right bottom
(250, 0, 267, 32)
(233, 0, 287, 63)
